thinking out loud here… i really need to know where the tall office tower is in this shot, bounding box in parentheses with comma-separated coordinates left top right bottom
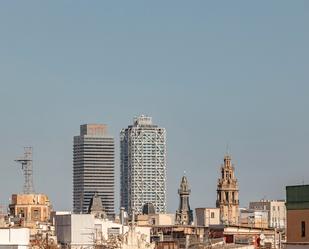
(120, 115, 167, 214)
(216, 154, 239, 225)
(73, 124, 115, 216)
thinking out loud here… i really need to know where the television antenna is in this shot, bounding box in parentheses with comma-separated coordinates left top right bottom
(15, 147, 35, 194)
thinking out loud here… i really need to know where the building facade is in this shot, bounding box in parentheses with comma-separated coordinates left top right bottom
(249, 200, 286, 229)
(136, 213, 175, 226)
(195, 208, 220, 227)
(55, 214, 152, 249)
(239, 208, 268, 229)
(216, 154, 239, 225)
(286, 185, 309, 246)
(73, 124, 115, 216)
(120, 115, 167, 214)
(175, 175, 193, 225)
(0, 228, 30, 249)
(9, 193, 51, 228)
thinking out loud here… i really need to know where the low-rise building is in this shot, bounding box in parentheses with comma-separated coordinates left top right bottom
(249, 199, 286, 229)
(55, 213, 152, 248)
(55, 214, 95, 248)
(285, 184, 309, 248)
(6, 193, 56, 248)
(151, 224, 277, 248)
(0, 227, 30, 249)
(9, 193, 51, 228)
(220, 225, 277, 247)
(151, 225, 209, 249)
(195, 208, 220, 227)
(239, 208, 268, 229)
(137, 213, 175, 226)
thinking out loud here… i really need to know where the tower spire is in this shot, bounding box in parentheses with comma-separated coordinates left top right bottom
(226, 143, 230, 156)
(175, 175, 193, 225)
(216, 153, 239, 225)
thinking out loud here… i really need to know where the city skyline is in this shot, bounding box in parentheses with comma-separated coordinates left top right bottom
(1, 114, 304, 213)
(0, 1, 308, 213)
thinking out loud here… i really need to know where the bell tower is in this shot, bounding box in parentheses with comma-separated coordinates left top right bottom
(175, 175, 193, 225)
(216, 154, 239, 225)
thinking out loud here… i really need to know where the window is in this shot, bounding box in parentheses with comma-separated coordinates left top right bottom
(302, 221, 306, 237)
(32, 209, 40, 220)
(211, 212, 215, 218)
(19, 209, 25, 218)
(108, 227, 120, 238)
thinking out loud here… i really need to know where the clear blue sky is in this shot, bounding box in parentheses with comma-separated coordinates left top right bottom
(0, 1, 308, 213)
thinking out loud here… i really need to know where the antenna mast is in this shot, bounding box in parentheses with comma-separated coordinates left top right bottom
(15, 147, 35, 194)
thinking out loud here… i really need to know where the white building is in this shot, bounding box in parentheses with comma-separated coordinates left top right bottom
(249, 200, 286, 229)
(120, 115, 167, 214)
(239, 208, 269, 228)
(73, 124, 115, 216)
(55, 213, 152, 249)
(195, 208, 220, 227)
(0, 228, 30, 249)
(56, 214, 94, 248)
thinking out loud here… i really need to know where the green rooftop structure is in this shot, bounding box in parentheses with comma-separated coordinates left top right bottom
(286, 185, 309, 210)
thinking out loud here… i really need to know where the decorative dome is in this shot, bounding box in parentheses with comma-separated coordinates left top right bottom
(142, 203, 156, 215)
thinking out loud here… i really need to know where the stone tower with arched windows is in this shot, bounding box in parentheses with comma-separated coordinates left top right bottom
(216, 154, 239, 225)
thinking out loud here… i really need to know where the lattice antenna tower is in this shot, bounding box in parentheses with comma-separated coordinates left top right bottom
(15, 147, 35, 194)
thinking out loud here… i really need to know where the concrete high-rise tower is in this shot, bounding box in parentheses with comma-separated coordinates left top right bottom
(120, 115, 167, 214)
(216, 154, 239, 225)
(175, 175, 193, 225)
(73, 124, 115, 216)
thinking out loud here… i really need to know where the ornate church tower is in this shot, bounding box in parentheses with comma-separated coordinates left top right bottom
(216, 154, 239, 225)
(175, 175, 193, 225)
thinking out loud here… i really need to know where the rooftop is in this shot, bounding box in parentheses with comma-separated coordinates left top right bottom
(286, 184, 309, 210)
